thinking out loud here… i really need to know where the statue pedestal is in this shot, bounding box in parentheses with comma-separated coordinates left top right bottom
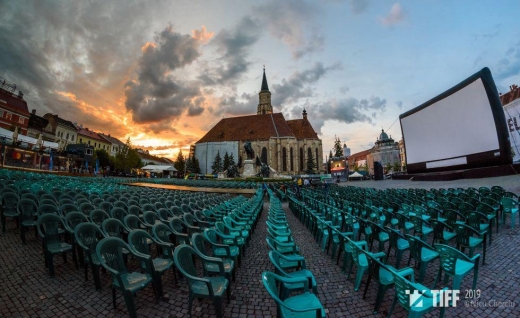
(242, 160, 255, 177)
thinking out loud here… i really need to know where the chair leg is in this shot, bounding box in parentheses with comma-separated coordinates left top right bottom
(84, 261, 89, 281)
(123, 291, 137, 318)
(418, 262, 427, 283)
(374, 285, 389, 314)
(112, 288, 117, 309)
(214, 297, 223, 318)
(92, 265, 101, 291)
(48, 252, 55, 278)
(188, 294, 194, 318)
(388, 294, 397, 317)
(433, 268, 442, 289)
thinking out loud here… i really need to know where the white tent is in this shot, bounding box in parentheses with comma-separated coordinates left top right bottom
(141, 165, 177, 172)
(348, 171, 364, 180)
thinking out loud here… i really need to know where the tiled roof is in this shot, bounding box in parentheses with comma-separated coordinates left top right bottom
(0, 88, 29, 114)
(500, 85, 520, 106)
(196, 113, 295, 143)
(55, 116, 77, 130)
(78, 128, 106, 142)
(138, 151, 171, 164)
(99, 133, 125, 146)
(286, 118, 319, 139)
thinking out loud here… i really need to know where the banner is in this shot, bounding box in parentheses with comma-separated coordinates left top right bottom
(504, 101, 520, 162)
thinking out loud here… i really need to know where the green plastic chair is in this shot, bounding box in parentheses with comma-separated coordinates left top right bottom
(454, 223, 486, 265)
(205, 228, 241, 266)
(361, 249, 414, 314)
(74, 222, 106, 290)
(18, 198, 38, 244)
(433, 243, 479, 291)
(37, 213, 78, 277)
(386, 227, 410, 269)
(262, 271, 325, 318)
(409, 215, 433, 242)
(430, 219, 456, 245)
(346, 240, 385, 291)
(269, 249, 317, 299)
(192, 233, 236, 281)
(128, 229, 176, 298)
(406, 235, 439, 284)
(96, 237, 158, 318)
(500, 197, 519, 229)
(1, 191, 19, 232)
(174, 244, 230, 318)
(388, 272, 447, 318)
(89, 209, 110, 227)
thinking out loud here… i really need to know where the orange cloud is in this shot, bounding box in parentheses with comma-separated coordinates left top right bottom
(191, 25, 214, 43)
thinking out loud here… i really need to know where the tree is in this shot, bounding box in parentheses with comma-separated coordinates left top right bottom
(329, 150, 333, 159)
(185, 157, 194, 173)
(392, 162, 401, 173)
(352, 162, 359, 172)
(192, 156, 201, 173)
(211, 151, 222, 174)
(113, 138, 142, 172)
(174, 150, 186, 173)
(222, 152, 230, 171)
(333, 136, 344, 158)
(305, 153, 316, 174)
(385, 162, 392, 174)
(95, 149, 112, 168)
(360, 163, 368, 171)
(229, 153, 236, 166)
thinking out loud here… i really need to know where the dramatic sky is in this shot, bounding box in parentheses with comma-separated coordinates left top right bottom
(1, 0, 519, 160)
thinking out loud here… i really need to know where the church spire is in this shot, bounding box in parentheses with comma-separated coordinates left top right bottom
(257, 65, 273, 115)
(261, 65, 269, 92)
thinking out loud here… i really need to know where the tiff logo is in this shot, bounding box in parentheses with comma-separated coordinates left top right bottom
(406, 289, 460, 307)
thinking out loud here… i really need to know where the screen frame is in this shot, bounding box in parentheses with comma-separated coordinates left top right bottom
(399, 67, 511, 174)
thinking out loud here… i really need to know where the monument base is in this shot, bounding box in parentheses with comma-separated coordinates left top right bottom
(242, 160, 256, 177)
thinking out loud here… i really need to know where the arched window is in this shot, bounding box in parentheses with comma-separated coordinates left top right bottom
(315, 148, 319, 171)
(307, 148, 313, 172)
(282, 148, 287, 171)
(290, 147, 294, 171)
(261, 147, 268, 164)
(299, 147, 304, 171)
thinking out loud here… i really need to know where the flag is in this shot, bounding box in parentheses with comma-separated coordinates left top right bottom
(49, 151, 53, 171)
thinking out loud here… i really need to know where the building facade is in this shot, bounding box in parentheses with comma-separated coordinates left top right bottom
(366, 129, 400, 175)
(77, 127, 111, 152)
(0, 80, 30, 135)
(43, 114, 78, 149)
(195, 69, 323, 176)
(99, 133, 127, 157)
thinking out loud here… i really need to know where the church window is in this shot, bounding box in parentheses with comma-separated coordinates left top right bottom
(290, 148, 294, 171)
(315, 148, 319, 169)
(299, 147, 304, 171)
(282, 148, 287, 171)
(261, 147, 268, 164)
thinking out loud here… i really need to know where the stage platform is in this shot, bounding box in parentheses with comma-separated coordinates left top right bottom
(392, 163, 520, 181)
(126, 182, 257, 197)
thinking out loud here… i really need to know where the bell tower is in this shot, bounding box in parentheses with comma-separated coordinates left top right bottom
(257, 66, 273, 115)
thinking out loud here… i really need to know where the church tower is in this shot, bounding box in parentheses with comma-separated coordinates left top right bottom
(257, 67, 273, 115)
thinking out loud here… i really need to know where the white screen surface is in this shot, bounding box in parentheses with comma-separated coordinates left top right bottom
(401, 78, 500, 165)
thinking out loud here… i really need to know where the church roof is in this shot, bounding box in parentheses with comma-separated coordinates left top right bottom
(286, 118, 319, 139)
(261, 69, 269, 92)
(196, 113, 296, 143)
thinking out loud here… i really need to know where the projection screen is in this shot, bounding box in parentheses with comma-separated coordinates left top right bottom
(400, 68, 511, 174)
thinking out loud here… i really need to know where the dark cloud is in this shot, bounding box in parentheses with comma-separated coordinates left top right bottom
(349, 0, 370, 14)
(340, 86, 350, 94)
(215, 92, 257, 117)
(272, 62, 342, 109)
(199, 17, 262, 86)
(255, 1, 325, 59)
(495, 41, 520, 81)
(290, 95, 387, 134)
(396, 100, 403, 109)
(124, 25, 205, 125)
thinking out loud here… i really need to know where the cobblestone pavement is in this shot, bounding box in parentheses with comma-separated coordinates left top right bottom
(1, 191, 520, 317)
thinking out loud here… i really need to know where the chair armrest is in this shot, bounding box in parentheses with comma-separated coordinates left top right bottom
(202, 256, 225, 275)
(395, 267, 415, 281)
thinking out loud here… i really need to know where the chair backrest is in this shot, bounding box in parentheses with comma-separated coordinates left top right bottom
(102, 218, 127, 238)
(38, 213, 64, 245)
(128, 229, 152, 255)
(127, 205, 141, 217)
(157, 208, 172, 221)
(392, 273, 417, 311)
(261, 271, 283, 303)
(406, 234, 433, 261)
(434, 243, 476, 276)
(454, 223, 481, 248)
(60, 203, 78, 216)
(143, 211, 159, 225)
(500, 197, 518, 213)
(192, 232, 210, 256)
(66, 211, 89, 232)
(90, 209, 110, 226)
(180, 203, 192, 214)
(141, 203, 156, 213)
(152, 222, 172, 243)
(113, 201, 128, 211)
(75, 222, 105, 253)
(79, 202, 96, 216)
(18, 198, 38, 221)
(110, 207, 128, 223)
(96, 237, 129, 276)
(171, 206, 183, 217)
(124, 214, 143, 230)
(38, 203, 60, 216)
(173, 244, 199, 281)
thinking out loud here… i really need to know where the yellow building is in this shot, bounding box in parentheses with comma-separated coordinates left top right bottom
(77, 127, 111, 152)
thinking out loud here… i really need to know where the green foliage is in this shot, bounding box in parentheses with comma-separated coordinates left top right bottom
(186, 155, 201, 174)
(113, 137, 142, 172)
(305, 152, 316, 174)
(174, 150, 186, 172)
(333, 136, 344, 158)
(223, 152, 230, 171)
(329, 150, 333, 158)
(359, 163, 368, 171)
(352, 162, 359, 172)
(384, 162, 392, 173)
(229, 153, 236, 166)
(392, 162, 401, 173)
(211, 151, 222, 174)
(95, 149, 112, 167)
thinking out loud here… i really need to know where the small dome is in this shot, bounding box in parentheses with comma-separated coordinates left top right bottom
(379, 129, 389, 141)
